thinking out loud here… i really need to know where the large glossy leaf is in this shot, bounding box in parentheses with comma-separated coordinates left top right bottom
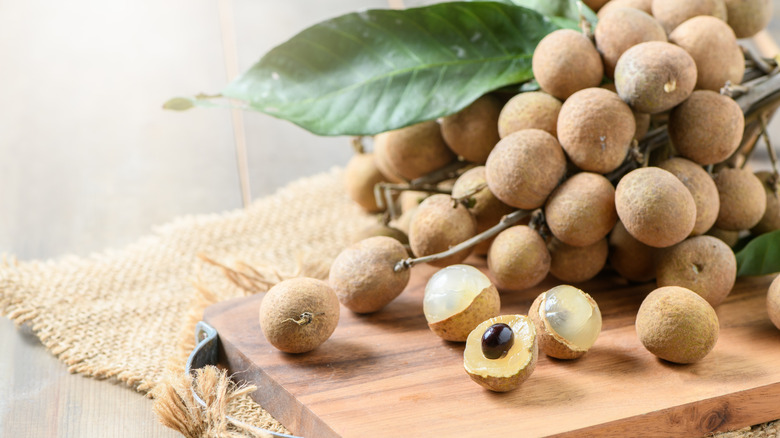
(735, 230, 780, 276)
(218, 2, 561, 136)
(486, 0, 597, 28)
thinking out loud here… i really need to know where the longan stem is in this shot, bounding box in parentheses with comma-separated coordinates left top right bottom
(760, 115, 780, 179)
(393, 209, 531, 272)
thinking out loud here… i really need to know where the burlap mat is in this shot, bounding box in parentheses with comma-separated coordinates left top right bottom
(0, 168, 776, 437)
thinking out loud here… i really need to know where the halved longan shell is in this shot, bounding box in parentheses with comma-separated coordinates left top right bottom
(464, 315, 538, 392)
(428, 284, 500, 342)
(528, 292, 595, 360)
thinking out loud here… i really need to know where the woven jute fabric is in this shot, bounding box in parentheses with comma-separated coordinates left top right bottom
(0, 168, 775, 437)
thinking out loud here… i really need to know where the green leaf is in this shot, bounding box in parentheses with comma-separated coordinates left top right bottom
(221, 2, 562, 136)
(735, 230, 780, 276)
(479, 0, 598, 29)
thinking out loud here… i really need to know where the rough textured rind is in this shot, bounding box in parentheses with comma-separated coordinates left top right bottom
(669, 91, 744, 165)
(344, 153, 388, 212)
(752, 171, 780, 234)
(528, 290, 599, 360)
(769, 275, 780, 330)
(532, 29, 604, 100)
(549, 238, 609, 283)
(329, 236, 410, 314)
(428, 285, 501, 342)
(485, 129, 567, 209)
(725, 0, 773, 38)
(598, 0, 653, 17)
(409, 194, 477, 267)
(498, 92, 562, 139)
(614, 41, 697, 114)
(545, 172, 617, 247)
(373, 121, 455, 181)
(655, 235, 737, 307)
(609, 221, 658, 282)
(440, 95, 501, 164)
(258, 278, 341, 354)
(351, 224, 408, 245)
(615, 167, 697, 248)
(651, 0, 727, 34)
(658, 157, 720, 236)
(636, 286, 719, 364)
(557, 88, 636, 173)
(487, 225, 550, 291)
(715, 168, 767, 231)
(669, 16, 744, 92)
(595, 7, 667, 78)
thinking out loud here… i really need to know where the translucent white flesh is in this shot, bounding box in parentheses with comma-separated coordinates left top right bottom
(423, 264, 492, 323)
(464, 315, 535, 377)
(542, 285, 602, 350)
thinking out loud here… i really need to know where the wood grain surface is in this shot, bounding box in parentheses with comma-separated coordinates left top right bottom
(205, 261, 780, 438)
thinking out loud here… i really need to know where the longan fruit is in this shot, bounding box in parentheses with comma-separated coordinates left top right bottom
(549, 238, 609, 283)
(615, 167, 697, 248)
(344, 152, 388, 212)
(485, 129, 567, 210)
(669, 16, 744, 92)
(532, 29, 604, 100)
(373, 121, 455, 181)
(614, 41, 697, 114)
(715, 168, 767, 231)
(583, 0, 611, 11)
(598, 0, 653, 17)
(651, 0, 727, 34)
(259, 278, 340, 354)
(452, 166, 516, 255)
(440, 95, 501, 164)
(706, 227, 741, 248)
(609, 221, 657, 282)
(557, 88, 635, 173)
(498, 92, 562, 139)
(544, 172, 617, 247)
(655, 235, 737, 307)
(725, 0, 773, 38)
(658, 157, 720, 236)
(595, 7, 667, 78)
(600, 83, 651, 141)
(752, 171, 780, 234)
(487, 225, 550, 291)
(351, 223, 409, 246)
(408, 194, 477, 267)
(668, 91, 744, 165)
(769, 275, 780, 330)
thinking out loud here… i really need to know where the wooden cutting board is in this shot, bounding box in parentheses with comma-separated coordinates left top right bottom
(204, 259, 780, 437)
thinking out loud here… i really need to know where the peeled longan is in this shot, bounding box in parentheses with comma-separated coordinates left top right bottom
(485, 129, 567, 210)
(373, 121, 455, 181)
(609, 221, 657, 282)
(615, 41, 697, 114)
(441, 95, 501, 164)
(409, 194, 477, 267)
(498, 92, 562, 139)
(615, 167, 697, 248)
(487, 225, 550, 291)
(344, 152, 388, 212)
(753, 171, 780, 234)
(595, 7, 667, 78)
(557, 88, 635, 173)
(549, 238, 609, 283)
(668, 91, 744, 165)
(725, 0, 773, 38)
(655, 235, 737, 307)
(669, 16, 744, 92)
(658, 157, 720, 236)
(545, 172, 617, 247)
(715, 168, 767, 231)
(598, 0, 653, 17)
(532, 29, 604, 100)
(651, 0, 727, 34)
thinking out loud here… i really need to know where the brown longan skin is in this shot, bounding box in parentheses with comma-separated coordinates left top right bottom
(658, 157, 720, 236)
(487, 225, 550, 291)
(532, 29, 604, 101)
(351, 224, 409, 245)
(440, 95, 501, 164)
(609, 221, 658, 282)
(549, 238, 609, 283)
(706, 227, 741, 248)
(752, 171, 780, 234)
(545, 172, 617, 247)
(725, 0, 773, 38)
(669, 16, 744, 92)
(452, 166, 516, 255)
(598, 0, 653, 17)
(485, 129, 567, 210)
(655, 235, 737, 307)
(615, 167, 697, 248)
(373, 121, 455, 181)
(595, 7, 667, 78)
(615, 41, 697, 114)
(344, 153, 388, 213)
(498, 92, 562, 139)
(651, 0, 727, 34)
(429, 285, 500, 342)
(769, 275, 780, 330)
(583, 0, 611, 11)
(636, 286, 719, 364)
(668, 91, 744, 166)
(557, 88, 635, 173)
(408, 194, 477, 267)
(259, 278, 340, 354)
(715, 168, 767, 231)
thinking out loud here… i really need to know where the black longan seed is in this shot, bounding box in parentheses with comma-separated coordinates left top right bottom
(481, 323, 514, 360)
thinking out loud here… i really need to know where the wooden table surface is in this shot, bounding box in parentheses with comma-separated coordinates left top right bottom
(1, 1, 779, 436)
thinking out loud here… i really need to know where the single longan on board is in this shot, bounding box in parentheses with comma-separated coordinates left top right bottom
(440, 95, 502, 164)
(532, 29, 604, 100)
